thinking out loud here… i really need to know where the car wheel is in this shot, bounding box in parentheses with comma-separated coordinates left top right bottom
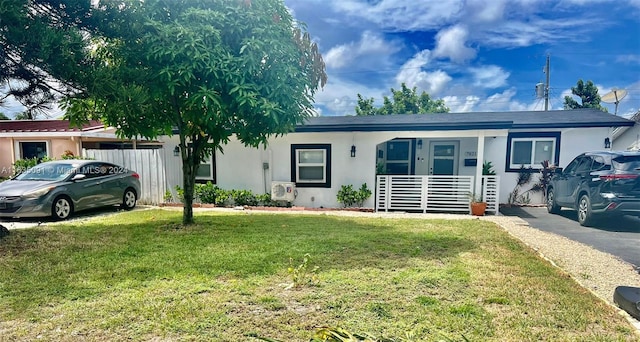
(52, 196, 73, 220)
(546, 188, 561, 214)
(577, 194, 594, 227)
(121, 188, 137, 210)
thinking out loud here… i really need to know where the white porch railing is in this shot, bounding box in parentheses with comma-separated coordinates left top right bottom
(481, 176, 500, 214)
(376, 175, 500, 214)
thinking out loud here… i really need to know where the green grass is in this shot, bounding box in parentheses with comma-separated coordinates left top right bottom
(0, 209, 637, 341)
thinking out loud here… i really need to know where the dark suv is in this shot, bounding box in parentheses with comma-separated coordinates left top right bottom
(546, 151, 640, 226)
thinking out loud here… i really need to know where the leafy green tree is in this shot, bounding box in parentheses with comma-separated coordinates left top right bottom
(355, 83, 449, 115)
(63, 0, 326, 224)
(0, 0, 90, 118)
(355, 94, 376, 116)
(563, 79, 607, 112)
(14, 112, 31, 120)
(0, 112, 9, 120)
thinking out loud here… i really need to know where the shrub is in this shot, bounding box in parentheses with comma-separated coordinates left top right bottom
(172, 185, 265, 207)
(174, 185, 185, 202)
(256, 193, 278, 207)
(164, 189, 175, 203)
(12, 156, 52, 176)
(336, 183, 372, 208)
(195, 182, 230, 205)
(230, 189, 258, 206)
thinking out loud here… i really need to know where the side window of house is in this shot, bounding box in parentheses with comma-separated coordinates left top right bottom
(196, 155, 216, 182)
(290, 144, 331, 188)
(19, 141, 48, 161)
(506, 133, 560, 171)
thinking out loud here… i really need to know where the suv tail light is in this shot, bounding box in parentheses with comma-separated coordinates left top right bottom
(600, 174, 638, 181)
(132, 172, 140, 179)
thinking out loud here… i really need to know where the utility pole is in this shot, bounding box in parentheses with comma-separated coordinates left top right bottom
(544, 54, 550, 111)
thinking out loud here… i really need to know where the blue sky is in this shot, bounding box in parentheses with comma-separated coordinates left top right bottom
(285, 0, 640, 118)
(1, 0, 639, 119)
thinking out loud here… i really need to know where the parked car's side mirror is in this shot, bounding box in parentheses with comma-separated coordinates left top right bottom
(554, 167, 563, 174)
(71, 174, 86, 181)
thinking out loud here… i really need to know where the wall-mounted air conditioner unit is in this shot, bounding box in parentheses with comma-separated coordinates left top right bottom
(271, 181, 296, 202)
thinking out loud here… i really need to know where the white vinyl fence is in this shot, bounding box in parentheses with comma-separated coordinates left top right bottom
(83, 149, 166, 205)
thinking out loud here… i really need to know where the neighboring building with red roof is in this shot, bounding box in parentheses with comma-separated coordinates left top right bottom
(0, 119, 159, 178)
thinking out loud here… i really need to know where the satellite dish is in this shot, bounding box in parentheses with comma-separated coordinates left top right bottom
(601, 88, 627, 115)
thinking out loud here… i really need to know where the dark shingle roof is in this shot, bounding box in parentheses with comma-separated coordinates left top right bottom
(295, 109, 634, 132)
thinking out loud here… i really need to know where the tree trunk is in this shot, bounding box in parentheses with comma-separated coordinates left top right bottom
(181, 157, 196, 225)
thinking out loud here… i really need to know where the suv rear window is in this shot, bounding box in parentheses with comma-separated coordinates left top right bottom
(612, 155, 640, 172)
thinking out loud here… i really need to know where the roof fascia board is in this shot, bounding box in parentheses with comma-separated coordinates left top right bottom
(0, 132, 81, 138)
(294, 121, 514, 133)
(512, 121, 636, 129)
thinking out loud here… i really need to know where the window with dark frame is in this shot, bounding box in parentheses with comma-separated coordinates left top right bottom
(506, 132, 561, 172)
(290, 144, 331, 188)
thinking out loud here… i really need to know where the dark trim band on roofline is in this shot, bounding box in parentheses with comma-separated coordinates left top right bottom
(294, 121, 514, 132)
(512, 121, 636, 129)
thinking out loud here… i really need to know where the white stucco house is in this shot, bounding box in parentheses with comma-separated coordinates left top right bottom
(159, 108, 636, 213)
(612, 111, 640, 151)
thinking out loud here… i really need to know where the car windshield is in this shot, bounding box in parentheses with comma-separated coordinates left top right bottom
(15, 163, 76, 181)
(612, 155, 640, 172)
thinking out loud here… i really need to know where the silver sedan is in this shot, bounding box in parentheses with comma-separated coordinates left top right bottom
(0, 160, 141, 220)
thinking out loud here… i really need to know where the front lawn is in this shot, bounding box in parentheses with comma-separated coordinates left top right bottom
(0, 210, 636, 341)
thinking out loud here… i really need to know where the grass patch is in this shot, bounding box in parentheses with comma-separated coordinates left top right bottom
(0, 210, 637, 341)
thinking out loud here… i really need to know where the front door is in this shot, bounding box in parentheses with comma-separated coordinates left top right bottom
(385, 139, 413, 175)
(429, 141, 458, 175)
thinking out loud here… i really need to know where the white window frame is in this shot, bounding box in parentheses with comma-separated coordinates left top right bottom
(196, 155, 215, 181)
(296, 148, 326, 183)
(14, 140, 50, 160)
(509, 137, 556, 169)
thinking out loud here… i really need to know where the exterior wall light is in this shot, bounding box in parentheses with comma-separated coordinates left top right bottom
(350, 145, 356, 158)
(173, 145, 180, 156)
(604, 137, 611, 149)
(417, 139, 423, 149)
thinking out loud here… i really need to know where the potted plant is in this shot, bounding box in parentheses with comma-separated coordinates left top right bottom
(468, 192, 487, 216)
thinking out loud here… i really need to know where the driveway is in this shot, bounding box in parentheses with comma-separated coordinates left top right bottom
(500, 206, 640, 270)
(0, 206, 150, 230)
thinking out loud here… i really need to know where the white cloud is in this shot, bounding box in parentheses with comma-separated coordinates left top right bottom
(323, 31, 401, 69)
(479, 17, 602, 47)
(443, 95, 480, 113)
(324, 46, 351, 69)
(469, 65, 510, 89)
(433, 25, 476, 63)
(466, 0, 507, 23)
(616, 55, 640, 65)
(474, 88, 530, 112)
(326, 0, 604, 52)
(313, 76, 387, 116)
(331, 0, 464, 31)
(395, 50, 452, 95)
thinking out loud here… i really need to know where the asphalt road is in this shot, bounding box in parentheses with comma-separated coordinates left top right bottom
(500, 206, 640, 271)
